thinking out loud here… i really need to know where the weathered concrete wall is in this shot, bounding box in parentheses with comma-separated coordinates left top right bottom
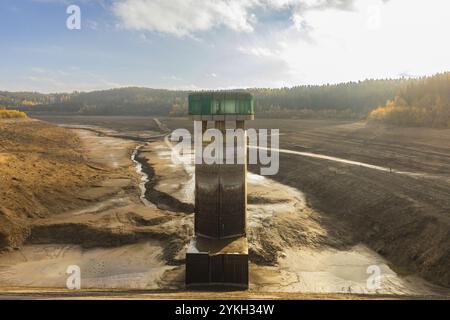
(194, 121, 247, 239)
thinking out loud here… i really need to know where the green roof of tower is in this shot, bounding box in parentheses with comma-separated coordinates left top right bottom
(188, 91, 254, 116)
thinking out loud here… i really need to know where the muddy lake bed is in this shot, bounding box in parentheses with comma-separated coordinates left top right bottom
(1, 115, 449, 298)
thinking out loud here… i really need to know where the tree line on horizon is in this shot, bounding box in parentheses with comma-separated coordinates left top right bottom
(1, 79, 411, 118)
(1, 72, 449, 127)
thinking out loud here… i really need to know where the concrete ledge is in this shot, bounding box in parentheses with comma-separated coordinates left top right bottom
(188, 236, 248, 255)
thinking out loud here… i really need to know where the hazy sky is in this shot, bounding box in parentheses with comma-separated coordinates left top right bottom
(0, 0, 449, 93)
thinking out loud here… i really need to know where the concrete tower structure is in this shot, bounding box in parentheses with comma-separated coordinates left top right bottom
(185, 92, 254, 288)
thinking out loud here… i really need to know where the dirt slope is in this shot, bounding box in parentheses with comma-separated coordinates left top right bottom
(0, 119, 105, 249)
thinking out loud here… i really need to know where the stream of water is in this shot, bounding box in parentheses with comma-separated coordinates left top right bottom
(131, 144, 155, 208)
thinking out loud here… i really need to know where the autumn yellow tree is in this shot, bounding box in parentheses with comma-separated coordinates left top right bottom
(368, 72, 450, 128)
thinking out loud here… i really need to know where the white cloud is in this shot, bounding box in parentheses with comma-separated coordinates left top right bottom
(162, 75, 182, 81)
(31, 67, 47, 73)
(237, 0, 450, 85)
(112, 0, 257, 36)
(238, 46, 280, 57)
(112, 0, 356, 37)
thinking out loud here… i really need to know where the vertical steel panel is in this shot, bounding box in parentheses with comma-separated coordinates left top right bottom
(223, 254, 248, 285)
(186, 253, 210, 285)
(210, 255, 224, 283)
(224, 99, 236, 114)
(219, 164, 246, 238)
(195, 163, 220, 238)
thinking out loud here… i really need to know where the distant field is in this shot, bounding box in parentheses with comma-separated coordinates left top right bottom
(34, 114, 161, 132)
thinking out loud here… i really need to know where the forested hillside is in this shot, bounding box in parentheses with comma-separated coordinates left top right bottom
(0, 76, 432, 120)
(368, 72, 450, 128)
(250, 79, 410, 119)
